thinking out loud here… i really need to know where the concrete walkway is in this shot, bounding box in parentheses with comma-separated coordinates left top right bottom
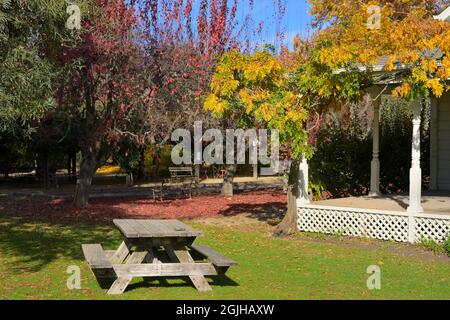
(1, 176, 285, 199)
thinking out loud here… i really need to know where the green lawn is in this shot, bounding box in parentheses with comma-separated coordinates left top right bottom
(0, 216, 448, 300)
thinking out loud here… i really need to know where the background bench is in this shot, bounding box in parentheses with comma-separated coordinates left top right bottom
(168, 167, 196, 182)
(153, 167, 197, 200)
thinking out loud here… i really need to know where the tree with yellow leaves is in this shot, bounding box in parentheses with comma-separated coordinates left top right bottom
(204, 47, 346, 236)
(205, 50, 292, 197)
(309, 0, 450, 99)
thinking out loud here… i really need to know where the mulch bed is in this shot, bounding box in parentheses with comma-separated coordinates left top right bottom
(0, 190, 286, 223)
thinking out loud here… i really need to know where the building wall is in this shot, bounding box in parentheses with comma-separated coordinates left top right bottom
(436, 92, 450, 190)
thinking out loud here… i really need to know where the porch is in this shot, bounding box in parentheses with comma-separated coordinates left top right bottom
(297, 192, 450, 244)
(296, 88, 450, 244)
(314, 192, 450, 217)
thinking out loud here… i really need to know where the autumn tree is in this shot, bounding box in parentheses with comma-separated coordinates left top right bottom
(57, 0, 143, 207)
(114, 0, 283, 184)
(204, 37, 375, 235)
(201, 1, 450, 236)
(132, 0, 274, 152)
(274, 0, 450, 235)
(204, 51, 268, 196)
(308, 0, 450, 99)
(59, 0, 271, 207)
(204, 49, 316, 231)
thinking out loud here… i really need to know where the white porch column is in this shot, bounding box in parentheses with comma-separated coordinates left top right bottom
(297, 155, 310, 206)
(369, 93, 382, 197)
(407, 99, 424, 214)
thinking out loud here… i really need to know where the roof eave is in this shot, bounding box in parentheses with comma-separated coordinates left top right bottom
(434, 6, 450, 22)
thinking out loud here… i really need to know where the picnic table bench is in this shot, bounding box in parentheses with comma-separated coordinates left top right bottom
(152, 167, 197, 200)
(82, 219, 237, 294)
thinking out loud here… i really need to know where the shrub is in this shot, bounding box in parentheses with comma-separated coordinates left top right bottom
(418, 238, 445, 255)
(309, 98, 430, 198)
(444, 235, 450, 257)
(310, 103, 372, 198)
(143, 145, 173, 177)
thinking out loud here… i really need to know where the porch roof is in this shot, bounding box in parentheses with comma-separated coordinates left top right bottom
(434, 5, 450, 22)
(335, 5, 450, 85)
(335, 49, 444, 85)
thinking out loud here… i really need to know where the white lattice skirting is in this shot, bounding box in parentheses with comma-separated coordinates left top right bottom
(298, 205, 450, 244)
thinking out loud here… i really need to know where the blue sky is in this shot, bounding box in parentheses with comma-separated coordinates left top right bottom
(189, 0, 313, 49)
(136, 0, 313, 50)
(249, 0, 313, 48)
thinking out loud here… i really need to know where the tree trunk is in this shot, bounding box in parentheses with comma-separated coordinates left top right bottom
(221, 164, 236, 196)
(152, 148, 161, 178)
(43, 153, 49, 190)
(195, 164, 200, 183)
(137, 146, 145, 181)
(126, 172, 134, 187)
(74, 150, 97, 208)
(71, 152, 77, 177)
(67, 154, 71, 180)
(274, 160, 300, 237)
(69, 149, 77, 181)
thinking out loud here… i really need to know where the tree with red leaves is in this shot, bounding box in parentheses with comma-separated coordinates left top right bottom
(106, 0, 276, 186)
(58, 0, 143, 207)
(59, 0, 284, 207)
(132, 0, 285, 191)
(130, 0, 260, 148)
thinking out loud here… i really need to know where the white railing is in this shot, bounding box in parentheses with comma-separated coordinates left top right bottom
(298, 205, 450, 244)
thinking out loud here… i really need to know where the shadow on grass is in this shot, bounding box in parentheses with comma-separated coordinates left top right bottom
(125, 275, 239, 293)
(217, 200, 286, 225)
(0, 216, 241, 291)
(0, 192, 282, 288)
(0, 216, 122, 273)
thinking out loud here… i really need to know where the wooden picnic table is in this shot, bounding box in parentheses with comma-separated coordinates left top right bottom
(82, 219, 237, 294)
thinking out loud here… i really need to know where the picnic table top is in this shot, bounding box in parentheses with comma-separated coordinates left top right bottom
(113, 219, 203, 239)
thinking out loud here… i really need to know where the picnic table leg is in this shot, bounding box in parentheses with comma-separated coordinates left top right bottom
(107, 276, 132, 295)
(107, 250, 149, 295)
(165, 245, 212, 292)
(144, 248, 170, 286)
(144, 248, 166, 264)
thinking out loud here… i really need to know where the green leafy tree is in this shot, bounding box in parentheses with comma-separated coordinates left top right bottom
(0, 0, 90, 135)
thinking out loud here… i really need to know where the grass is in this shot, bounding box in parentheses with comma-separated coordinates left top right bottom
(0, 216, 449, 300)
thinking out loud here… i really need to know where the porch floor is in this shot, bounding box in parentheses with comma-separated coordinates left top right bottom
(313, 191, 450, 216)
